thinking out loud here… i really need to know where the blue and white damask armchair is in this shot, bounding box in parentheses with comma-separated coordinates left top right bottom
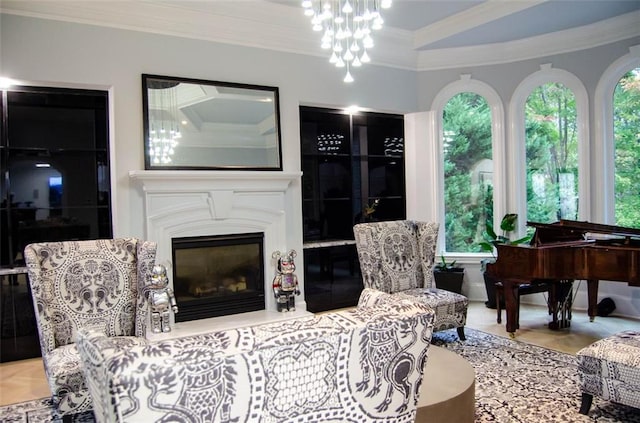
(24, 238, 157, 417)
(354, 220, 468, 340)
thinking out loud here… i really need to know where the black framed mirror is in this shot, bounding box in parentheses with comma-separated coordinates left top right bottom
(142, 74, 282, 170)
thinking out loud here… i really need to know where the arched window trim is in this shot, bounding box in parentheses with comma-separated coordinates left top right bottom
(431, 74, 506, 254)
(509, 63, 590, 235)
(593, 44, 640, 224)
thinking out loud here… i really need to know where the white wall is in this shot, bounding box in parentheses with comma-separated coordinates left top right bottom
(0, 14, 418, 241)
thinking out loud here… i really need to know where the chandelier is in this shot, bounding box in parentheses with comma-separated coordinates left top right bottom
(148, 81, 181, 165)
(302, 0, 392, 83)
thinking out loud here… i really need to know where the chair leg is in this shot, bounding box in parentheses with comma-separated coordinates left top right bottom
(456, 326, 466, 341)
(579, 392, 593, 415)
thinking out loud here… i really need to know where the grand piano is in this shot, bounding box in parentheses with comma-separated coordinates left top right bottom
(486, 219, 640, 335)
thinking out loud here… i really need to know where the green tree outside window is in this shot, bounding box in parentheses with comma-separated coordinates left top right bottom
(614, 68, 640, 229)
(525, 83, 578, 226)
(442, 93, 492, 253)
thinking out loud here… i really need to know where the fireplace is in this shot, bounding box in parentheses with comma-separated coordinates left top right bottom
(129, 170, 307, 325)
(172, 233, 265, 322)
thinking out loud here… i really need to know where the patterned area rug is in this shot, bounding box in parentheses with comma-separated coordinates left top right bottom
(431, 328, 640, 423)
(1, 328, 638, 422)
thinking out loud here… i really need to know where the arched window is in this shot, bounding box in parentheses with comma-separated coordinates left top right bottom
(442, 93, 492, 252)
(613, 67, 640, 228)
(525, 83, 578, 224)
(594, 44, 640, 225)
(510, 64, 589, 234)
(431, 75, 505, 254)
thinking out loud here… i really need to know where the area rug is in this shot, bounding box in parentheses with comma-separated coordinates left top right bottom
(431, 328, 640, 423)
(1, 328, 638, 422)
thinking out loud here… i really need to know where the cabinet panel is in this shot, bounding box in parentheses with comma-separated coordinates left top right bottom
(8, 90, 108, 150)
(365, 156, 404, 198)
(304, 245, 362, 313)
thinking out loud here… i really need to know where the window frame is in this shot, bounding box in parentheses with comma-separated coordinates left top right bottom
(430, 75, 506, 255)
(594, 45, 640, 224)
(509, 64, 590, 234)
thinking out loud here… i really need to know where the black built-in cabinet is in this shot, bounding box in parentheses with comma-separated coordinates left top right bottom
(300, 106, 405, 312)
(0, 86, 112, 362)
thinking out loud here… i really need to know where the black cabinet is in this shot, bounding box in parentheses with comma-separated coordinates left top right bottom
(300, 106, 405, 311)
(303, 243, 362, 313)
(0, 86, 112, 362)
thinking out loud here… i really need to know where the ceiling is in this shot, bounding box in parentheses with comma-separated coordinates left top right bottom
(2, 0, 639, 70)
(274, 0, 640, 51)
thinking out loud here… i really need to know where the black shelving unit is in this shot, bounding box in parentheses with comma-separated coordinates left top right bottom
(0, 86, 112, 362)
(300, 106, 405, 312)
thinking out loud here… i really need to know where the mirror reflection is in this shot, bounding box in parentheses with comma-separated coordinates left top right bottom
(143, 75, 282, 170)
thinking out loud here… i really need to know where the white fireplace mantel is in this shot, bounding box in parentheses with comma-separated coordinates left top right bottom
(129, 170, 304, 317)
(129, 170, 300, 193)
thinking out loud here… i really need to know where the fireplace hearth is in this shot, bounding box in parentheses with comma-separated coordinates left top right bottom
(172, 233, 265, 322)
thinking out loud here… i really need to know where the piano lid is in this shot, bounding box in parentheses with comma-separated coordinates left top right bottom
(527, 219, 640, 247)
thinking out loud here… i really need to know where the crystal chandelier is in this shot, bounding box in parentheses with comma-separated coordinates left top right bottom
(148, 81, 181, 164)
(302, 0, 392, 83)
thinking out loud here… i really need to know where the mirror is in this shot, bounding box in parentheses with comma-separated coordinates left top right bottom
(142, 74, 282, 170)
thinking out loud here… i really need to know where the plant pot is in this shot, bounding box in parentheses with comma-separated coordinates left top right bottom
(434, 268, 464, 294)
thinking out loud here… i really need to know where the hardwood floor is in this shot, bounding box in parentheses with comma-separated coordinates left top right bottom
(0, 301, 637, 407)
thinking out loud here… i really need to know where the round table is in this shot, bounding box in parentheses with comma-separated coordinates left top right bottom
(415, 345, 476, 422)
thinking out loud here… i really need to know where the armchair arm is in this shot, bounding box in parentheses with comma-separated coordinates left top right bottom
(76, 330, 149, 423)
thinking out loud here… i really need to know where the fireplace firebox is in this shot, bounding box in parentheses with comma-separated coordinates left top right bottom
(171, 233, 265, 322)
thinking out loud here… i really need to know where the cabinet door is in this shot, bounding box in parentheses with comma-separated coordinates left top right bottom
(0, 87, 112, 362)
(301, 108, 353, 241)
(353, 112, 405, 221)
(303, 245, 362, 313)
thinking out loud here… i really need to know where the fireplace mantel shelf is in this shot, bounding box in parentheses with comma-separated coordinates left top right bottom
(129, 170, 302, 192)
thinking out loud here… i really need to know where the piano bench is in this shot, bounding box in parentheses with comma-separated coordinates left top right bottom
(576, 331, 640, 415)
(495, 280, 552, 326)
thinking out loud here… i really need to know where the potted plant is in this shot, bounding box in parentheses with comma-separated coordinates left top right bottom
(479, 213, 531, 308)
(433, 255, 465, 294)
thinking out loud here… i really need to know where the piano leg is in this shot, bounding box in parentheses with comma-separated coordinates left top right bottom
(503, 279, 519, 337)
(587, 279, 599, 322)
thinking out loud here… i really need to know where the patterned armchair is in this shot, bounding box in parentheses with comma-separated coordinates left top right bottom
(76, 289, 436, 423)
(24, 238, 157, 416)
(354, 220, 468, 340)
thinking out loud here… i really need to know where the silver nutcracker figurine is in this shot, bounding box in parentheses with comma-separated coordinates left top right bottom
(148, 264, 178, 333)
(272, 250, 300, 312)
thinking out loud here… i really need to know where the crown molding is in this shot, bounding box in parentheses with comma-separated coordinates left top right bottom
(1, 1, 638, 73)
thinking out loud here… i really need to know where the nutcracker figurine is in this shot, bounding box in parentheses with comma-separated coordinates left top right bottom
(272, 250, 300, 312)
(148, 264, 178, 333)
